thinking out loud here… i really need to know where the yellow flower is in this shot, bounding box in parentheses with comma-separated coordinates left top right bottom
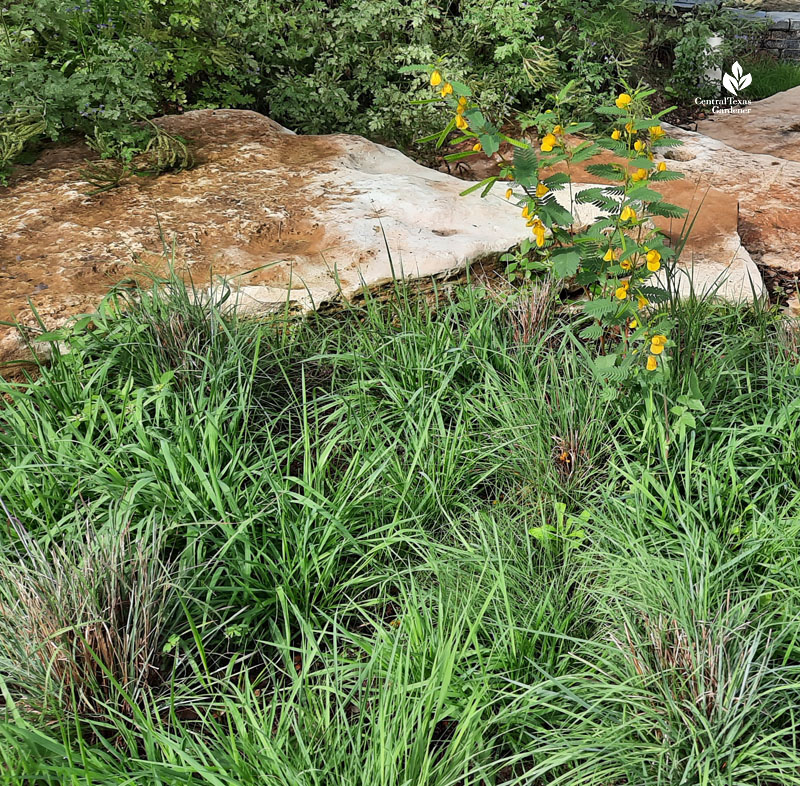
(611, 129, 622, 141)
(458, 96, 468, 107)
(531, 218, 546, 248)
(657, 161, 667, 172)
(650, 334, 668, 355)
(455, 114, 468, 130)
(603, 247, 616, 262)
(615, 280, 630, 300)
(620, 205, 637, 222)
(521, 204, 531, 219)
(456, 104, 466, 116)
(505, 188, 513, 200)
(646, 354, 658, 371)
(646, 249, 661, 272)
(472, 142, 482, 152)
(536, 182, 549, 197)
(625, 121, 634, 134)
(615, 92, 632, 109)
(620, 259, 632, 271)
(440, 82, 453, 97)
(649, 125, 665, 139)
(634, 139, 646, 153)
(540, 133, 557, 152)
(637, 294, 649, 309)
(430, 70, 442, 87)
(632, 168, 647, 182)
(629, 319, 638, 329)
(553, 124, 563, 135)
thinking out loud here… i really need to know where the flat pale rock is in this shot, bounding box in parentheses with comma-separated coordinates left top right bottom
(1, 109, 536, 363)
(0, 109, 767, 365)
(662, 122, 800, 275)
(695, 86, 800, 163)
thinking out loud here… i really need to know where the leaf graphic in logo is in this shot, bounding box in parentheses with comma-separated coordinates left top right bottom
(723, 61, 752, 95)
(722, 72, 739, 95)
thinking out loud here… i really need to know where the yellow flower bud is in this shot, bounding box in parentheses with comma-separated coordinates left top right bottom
(430, 70, 442, 87)
(637, 294, 649, 309)
(603, 248, 615, 263)
(536, 182, 549, 198)
(530, 219, 546, 247)
(625, 122, 634, 134)
(615, 93, 632, 109)
(521, 204, 531, 219)
(505, 188, 513, 200)
(553, 124, 563, 135)
(472, 142, 482, 152)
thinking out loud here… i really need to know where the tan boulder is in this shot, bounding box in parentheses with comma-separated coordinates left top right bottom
(1, 109, 535, 364)
(0, 108, 770, 365)
(662, 122, 800, 276)
(694, 85, 800, 164)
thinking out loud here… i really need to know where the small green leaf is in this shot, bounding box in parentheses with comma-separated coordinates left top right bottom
(551, 249, 580, 278)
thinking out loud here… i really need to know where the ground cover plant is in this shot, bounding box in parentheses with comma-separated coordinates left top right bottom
(1, 271, 799, 785)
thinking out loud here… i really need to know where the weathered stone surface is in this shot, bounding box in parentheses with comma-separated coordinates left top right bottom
(0, 108, 769, 365)
(694, 85, 800, 163)
(1, 109, 537, 363)
(662, 122, 800, 275)
(446, 137, 765, 303)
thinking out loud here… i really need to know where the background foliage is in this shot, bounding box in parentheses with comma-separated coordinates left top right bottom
(0, 0, 764, 170)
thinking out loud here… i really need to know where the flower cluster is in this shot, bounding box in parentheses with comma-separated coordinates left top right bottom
(419, 72, 687, 383)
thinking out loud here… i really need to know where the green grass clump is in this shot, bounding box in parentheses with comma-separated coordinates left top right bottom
(1, 277, 799, 785)
(744, 56, 800, 100)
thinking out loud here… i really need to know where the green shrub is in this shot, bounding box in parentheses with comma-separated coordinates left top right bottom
(641, 2, 768, 103)
(0, 0, 768, 177)
(0, 0, 653, 162)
